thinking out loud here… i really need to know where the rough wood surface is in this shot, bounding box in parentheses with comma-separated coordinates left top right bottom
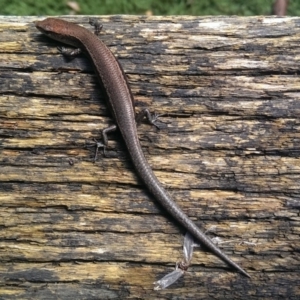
(0, 15, 300, 299)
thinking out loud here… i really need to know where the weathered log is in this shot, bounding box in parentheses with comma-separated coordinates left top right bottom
(0, 15, 299, 299)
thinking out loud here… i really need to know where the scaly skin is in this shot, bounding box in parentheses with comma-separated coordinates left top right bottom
(35, 18, 250, 278)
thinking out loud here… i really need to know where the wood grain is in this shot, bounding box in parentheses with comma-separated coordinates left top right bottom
(0, 15, 299, 299)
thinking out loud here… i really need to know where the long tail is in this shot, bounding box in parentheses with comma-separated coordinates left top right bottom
(126, 136, 250, 277)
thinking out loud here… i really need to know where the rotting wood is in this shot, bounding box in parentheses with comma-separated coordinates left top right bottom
(0, 15, 300, 299)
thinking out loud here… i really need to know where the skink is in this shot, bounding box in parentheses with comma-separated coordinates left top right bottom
(35, 18, 250, 278)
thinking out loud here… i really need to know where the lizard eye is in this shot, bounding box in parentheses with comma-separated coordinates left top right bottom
(43, 25, 53, 33)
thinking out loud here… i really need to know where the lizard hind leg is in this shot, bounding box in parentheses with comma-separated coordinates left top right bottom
(86, 124, 117, 162)
(136, 108, 162, 130)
